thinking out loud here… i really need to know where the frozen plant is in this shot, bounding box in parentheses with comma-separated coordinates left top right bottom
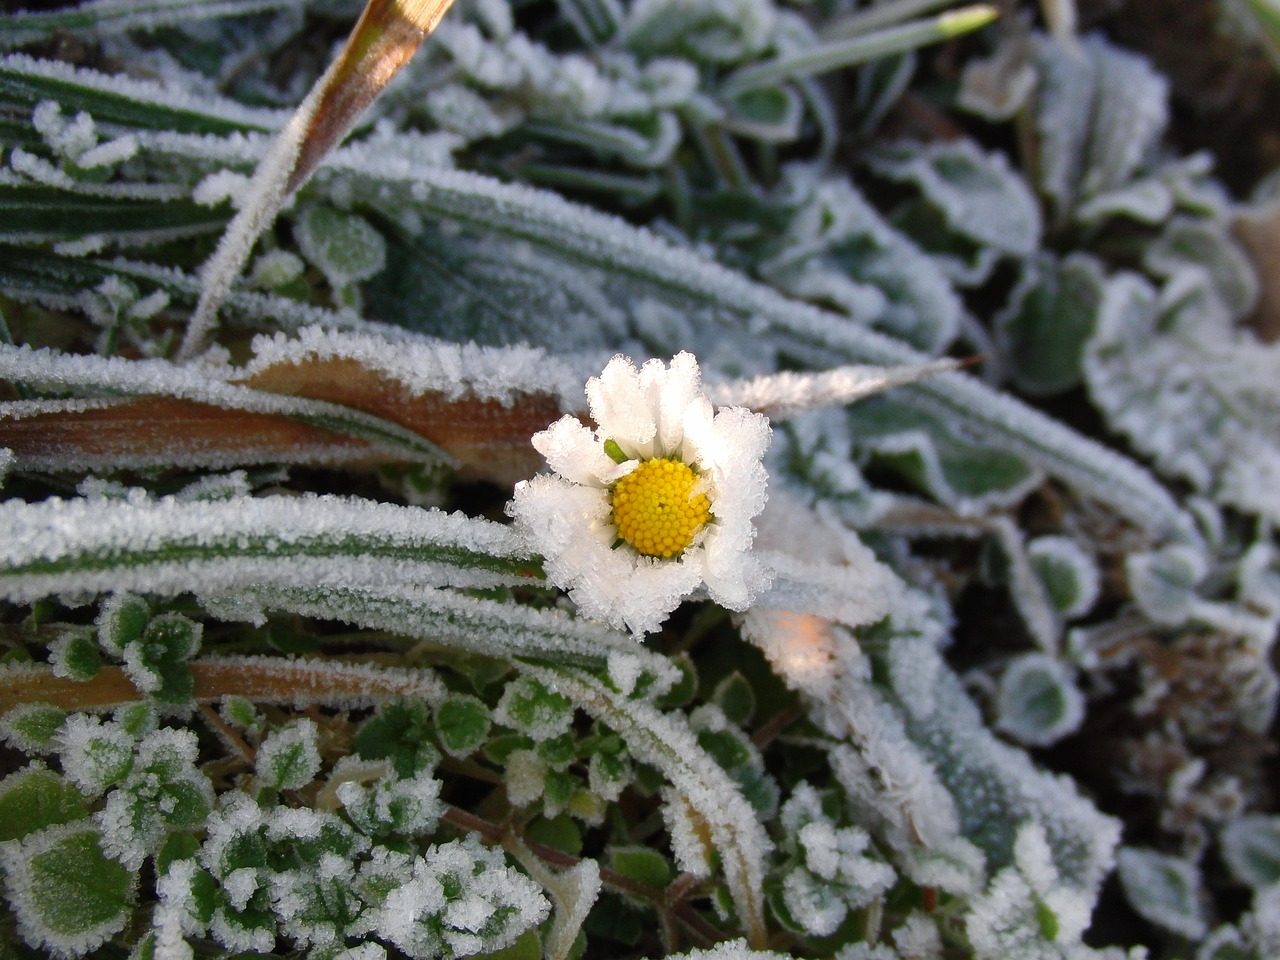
(3, 0, 1280, 958)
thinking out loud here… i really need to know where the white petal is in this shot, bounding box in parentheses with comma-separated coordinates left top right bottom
(587, 355, 655, 456)
(641, 351, 701, 457)
(570, 552, 702, 635)
(532, 416, 618, 487)
(679, 396, 716, 469)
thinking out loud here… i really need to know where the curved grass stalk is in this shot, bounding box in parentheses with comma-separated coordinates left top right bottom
(535, 666, 771, 949)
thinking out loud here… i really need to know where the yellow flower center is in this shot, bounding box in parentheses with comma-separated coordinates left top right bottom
(611, 458, 711, 558)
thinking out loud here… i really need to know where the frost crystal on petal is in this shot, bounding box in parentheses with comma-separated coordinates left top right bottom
(509, 352, 771, 634)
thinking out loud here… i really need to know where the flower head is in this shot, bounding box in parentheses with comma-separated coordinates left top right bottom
(509, 352, 771, 635)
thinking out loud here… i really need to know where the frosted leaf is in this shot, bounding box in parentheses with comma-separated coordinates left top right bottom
(1218, 815, 1280, 890)
(55, 714, 135, 796)
(1028, 536, 1100, 619)
(495, 676, 575, 741)
(778, 783, 895, 936)
(337, 769, 444, 838)
(0, 702, 68, 755)
(293, 206, 388, 292)
(867, 139, 1042, 263)
(995, 654, 1086, 748)
(1144, 217, 1259, 322)
(0, 823, 138, 958)
(1115, 847, 1207, 940)
(622, 0, 775, 64)
(1032, 35, 1169, 221)
(1126, 544, 1207, 626)
(877, 627, 1120, 896)
(995, 253, 1106, 397)
(504, 750, 548, 808)
(96, 727, 214, 870)
(256, 719, 322, 791)
(661, 788, 712, 877)
(1084, 269, 1280, 525)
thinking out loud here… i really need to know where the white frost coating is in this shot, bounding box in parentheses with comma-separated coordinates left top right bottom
(659, 940, 790, 960)
(193, 170, 253, 209)
(778, 783, 896, 936)
(1027, 535, 1100, 619)
(235, 580, 661, 669)
(537, 666, 771, 944)
(707, 359, 961, 421)
(0, 493, 529, 603)
(153, 859, 200, 960)
(751, 490, 900, 632)
(240, 326, 584, 407)
(509, 353, 772, 635)
(356, 837, 549, 959)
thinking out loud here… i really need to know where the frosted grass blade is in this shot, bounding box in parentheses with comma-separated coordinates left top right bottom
(721, 6, 998, 94)
(0, 0, 303, 49)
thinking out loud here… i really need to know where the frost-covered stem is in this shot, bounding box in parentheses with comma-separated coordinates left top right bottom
(178, 0, 455, 361)
(0, 657, 444, 713)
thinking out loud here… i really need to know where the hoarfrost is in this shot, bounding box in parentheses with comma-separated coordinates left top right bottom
(1116, 847, 1207, 940)
(256, 719, 322, 790)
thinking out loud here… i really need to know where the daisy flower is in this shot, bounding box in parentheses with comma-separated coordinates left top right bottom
(509, 352, 771, 635)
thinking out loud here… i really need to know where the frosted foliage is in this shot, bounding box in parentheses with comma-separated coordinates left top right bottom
(0, 822, 137, 959)
(1084, 271, 1280, 524)
(56, 714, 136, 796)
(1033, 35, 1169, 219)
(622, 0, 775, 63)
(356, 837, 549, 959)
(995, 653, 1086, 747)
(779, 784, 895, 936)
(661, 788, 712, 878)
(96, 727, 215, 870)
(0, 491, 533, 605)
(1219, 814, 1280, 889)
(256, 719, 322, 790)
(965, 824, 1094, 959)
(1116, 848, 1207, 941)
(881, 636, 1120, 895)
(868, 139, 1042, 259)
(337, 770, 444, 838)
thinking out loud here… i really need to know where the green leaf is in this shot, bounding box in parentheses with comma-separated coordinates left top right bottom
(525, 814, 582, 857)
(435, 694, 492, 758)
(49, 630, 102, 682)
(294, 205, 388, 290)
(996, 254, 1106, 396)
(97, 594, 150, 657)
(712, 672, 756, 726)
(609, 845, 673, 889)
(0, 703, 66, 752)
(0, 824, 137, 956)
(0, 767, 89, 841)
(355, 700, 441, 778)
(496, 676, 575, 742)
